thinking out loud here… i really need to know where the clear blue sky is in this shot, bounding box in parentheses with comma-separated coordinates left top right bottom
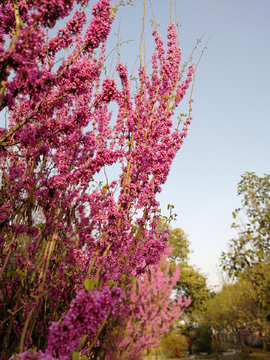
(1, 0, 270, 288)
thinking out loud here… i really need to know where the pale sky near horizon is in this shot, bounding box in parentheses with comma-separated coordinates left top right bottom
(1, 0, 270, 289)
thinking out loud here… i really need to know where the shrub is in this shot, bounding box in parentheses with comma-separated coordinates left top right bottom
(161, 330, 188, 358)
(193, 325, 212, 354)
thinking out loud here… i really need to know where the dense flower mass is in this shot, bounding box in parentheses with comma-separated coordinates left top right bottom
(0, 0, 196, 359)
(104, 248, 191, 360)
(45, 286, 123, 359)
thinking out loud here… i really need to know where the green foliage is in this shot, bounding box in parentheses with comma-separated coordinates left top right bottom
(204, 279, 269, 336)
(156, 219, 213, 325)
(156, 219, 190, 264)
(72, 352, 87, 360)
(193, 325, 212, 354)
(155, 219, 214, 356)
(169, 227, 190, 263)
(221, 172, 270, 277)
(161, 330, 188, 358)
(220, 172, 270, 330)
(175, 264, 214, 323)
(243, 262, 270, 311)
(83, 278, 98, 291)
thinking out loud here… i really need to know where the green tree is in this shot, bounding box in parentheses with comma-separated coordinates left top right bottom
(157, 220, 214, 354)
(175, 264, 215, 354)
(193, 325, 212, 354)
(156, 219, 190, 264)
(169, 227, 190, 263)
(221, 172, 270, 277)
(175, 264, 214, 323)
(221, 172, 270, 324)
(204, 279, 269, 356)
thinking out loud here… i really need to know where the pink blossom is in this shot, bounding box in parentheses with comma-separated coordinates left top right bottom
(0, 0, 196, 357)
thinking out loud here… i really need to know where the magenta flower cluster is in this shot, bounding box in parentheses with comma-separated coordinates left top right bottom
(0, 0, 196, 358)
(45, 286, 123, 359)
(10, 286, 123, 360)
(106, 248, 191, 360)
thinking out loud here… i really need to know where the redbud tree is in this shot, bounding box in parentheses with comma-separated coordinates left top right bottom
(0, 0, 202, 358)
(100, 247, 191, 360)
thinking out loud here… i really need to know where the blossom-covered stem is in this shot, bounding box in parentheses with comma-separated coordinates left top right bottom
(0, 248, 12, 282)
(0, 0, 22, 107)
(0, 0, 201, 356)
(103, 248, 191, 359)
(56, 44, 87, 79)
(87, 318, 107, 355)
(19, 307, 35, 353)
(84, 248, 100, 281)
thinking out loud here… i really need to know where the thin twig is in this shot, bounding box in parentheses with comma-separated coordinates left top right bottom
(139, 0, 146, 67)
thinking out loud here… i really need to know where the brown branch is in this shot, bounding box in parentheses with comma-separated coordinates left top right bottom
(56, 44, 87, 79)
(19, 307, 36, 353)
(139, 0, 146, 68)
(0, 0, 23, 107)
(87, 317, 107, 354)
(0, 247, 12, 282)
